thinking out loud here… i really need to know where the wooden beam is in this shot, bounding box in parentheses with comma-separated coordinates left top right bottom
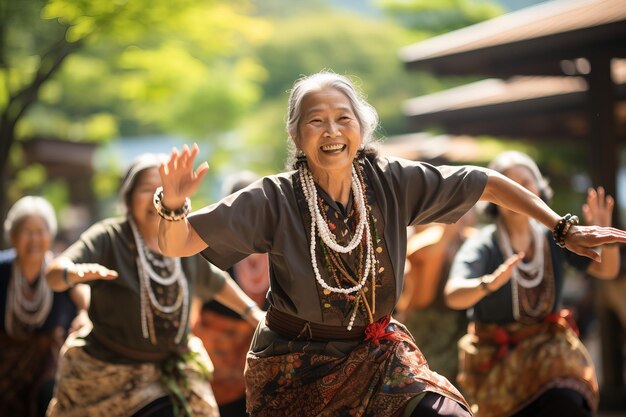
(586, 52, 619, 217)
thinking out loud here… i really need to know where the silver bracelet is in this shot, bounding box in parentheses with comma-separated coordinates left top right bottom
(153, 186, 191, 221)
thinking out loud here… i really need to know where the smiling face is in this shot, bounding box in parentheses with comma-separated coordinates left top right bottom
(294, 87, 362, 178)
(11, 215, 52, 264)
(129, 167, 162, 241)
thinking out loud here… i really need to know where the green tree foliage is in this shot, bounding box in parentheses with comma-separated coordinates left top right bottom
(1, 0, 268, 220)
(379, 0, 502, 37)
(234, 0, 505, 173)
(240, 11, 446, 172)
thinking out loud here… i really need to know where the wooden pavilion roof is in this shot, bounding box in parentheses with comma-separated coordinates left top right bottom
(400, 0, 626, 77)
(403, 60, 626, 139)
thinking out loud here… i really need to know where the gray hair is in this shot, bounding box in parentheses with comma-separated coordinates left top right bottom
(4, 196, 58, 243)
(119, 153, 169, 213)
(485, 150, 553, 217)
(285, 71, 379, 169)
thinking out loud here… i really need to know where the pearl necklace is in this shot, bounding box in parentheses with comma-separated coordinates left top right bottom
(143, 246, 175, 271)
(496, 218, 545, 289)
(301, 164, 369, 254)
(5, 254, 53, 337)
(496, 218, 546, 321)
(299, 164, 375, 294)
(299, 163, 376, 330)
(129, 219, 188, 345)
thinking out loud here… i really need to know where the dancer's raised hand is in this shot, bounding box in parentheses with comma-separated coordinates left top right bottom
(582, 187, 614, 227)
(159, 143, 209, 208)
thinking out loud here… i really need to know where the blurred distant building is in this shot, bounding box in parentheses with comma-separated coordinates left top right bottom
(17, 137, 98, 244)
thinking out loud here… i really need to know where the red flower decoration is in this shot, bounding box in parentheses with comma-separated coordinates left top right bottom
(493, 327, 511, 360)
(328, 221, 336, 231)
(544, 309, 579, 335)
(364, 315, 395, 346)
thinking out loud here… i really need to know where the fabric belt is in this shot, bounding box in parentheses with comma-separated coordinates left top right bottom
(470, 309, 578, 369)
(90, 330, 171, 362)
(471, 308, 577, 344)
(266, 306, 366, 341)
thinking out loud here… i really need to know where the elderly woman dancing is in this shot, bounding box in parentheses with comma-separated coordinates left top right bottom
(156, 71, 626, 417)
(0, 196, 88, 417)
(45, 153, 263, 417)
(445, 151, 619, 417)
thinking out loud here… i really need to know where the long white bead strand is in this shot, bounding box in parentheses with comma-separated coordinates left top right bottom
(299, 165, 374, 295)
(301, 165, 367, 253)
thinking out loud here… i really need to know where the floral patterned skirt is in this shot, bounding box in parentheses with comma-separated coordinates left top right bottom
(245, 318, 471, 417)
(457, 310, 598, 417)
(46, 331, 218, 417)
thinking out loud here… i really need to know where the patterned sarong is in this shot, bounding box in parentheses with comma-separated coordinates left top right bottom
(245, 317, 471, 417)
(0, 329, 64, 417)
(457, 310, 598, 417)
(46, 332, 218, 417)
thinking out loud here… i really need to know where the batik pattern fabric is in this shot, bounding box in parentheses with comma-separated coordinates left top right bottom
(246, 319, 470, 417)
(47, 331, 218, 417)
(457, 310, 598, 417)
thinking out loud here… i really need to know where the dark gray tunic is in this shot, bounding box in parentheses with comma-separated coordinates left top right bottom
(449, 224, 590, 324)
(61, 217, 227, 362)
(188, 156, 487, 330)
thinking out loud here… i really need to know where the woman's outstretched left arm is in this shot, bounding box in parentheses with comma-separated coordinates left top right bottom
(480, 169, 626, 261)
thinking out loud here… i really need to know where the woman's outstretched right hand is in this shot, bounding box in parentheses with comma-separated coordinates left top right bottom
(46, 258, 118, 292)
(482, 253, 525, 292)
(70, 263, 118, 283)
(159, 143, 210, 209)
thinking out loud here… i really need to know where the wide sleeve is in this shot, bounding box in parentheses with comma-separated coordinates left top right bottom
(379, 158, 488, 226)
(187, 176, 282, 270)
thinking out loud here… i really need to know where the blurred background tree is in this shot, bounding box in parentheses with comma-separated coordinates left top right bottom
(234, 0, 504, 173)
(4, 0, 573, 244)
(1, 0, 268, 222)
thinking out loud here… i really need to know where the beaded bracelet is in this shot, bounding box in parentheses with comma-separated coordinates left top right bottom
(62, 266, 74, 288)
(153, 186, 191, 221)
(552, 213, 579, 248)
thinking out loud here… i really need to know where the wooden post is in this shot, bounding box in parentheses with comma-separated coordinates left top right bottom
(586, 50, 626, 411)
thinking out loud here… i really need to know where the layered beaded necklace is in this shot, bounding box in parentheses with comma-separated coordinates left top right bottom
(496, 218, 547, 320)
(299, 162, 376, 330)
(5, 254, 53, 337)
(129, 219, 188, 345)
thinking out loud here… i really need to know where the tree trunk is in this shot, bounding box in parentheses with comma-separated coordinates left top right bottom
(0, 38, 82, 246)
